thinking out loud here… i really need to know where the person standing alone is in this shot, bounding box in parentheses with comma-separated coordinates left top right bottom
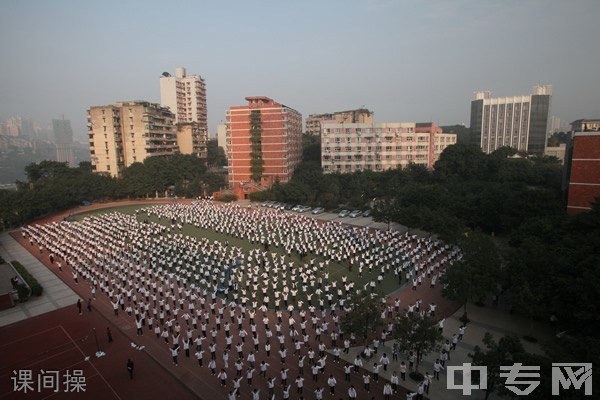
(127, 359, 134, 379)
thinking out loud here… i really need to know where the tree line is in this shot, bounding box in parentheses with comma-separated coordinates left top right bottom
(0, 155, 225, 228)
(252, 143, 564, 242)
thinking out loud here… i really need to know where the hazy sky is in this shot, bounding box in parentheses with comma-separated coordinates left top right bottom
(1, 0, 599, 139)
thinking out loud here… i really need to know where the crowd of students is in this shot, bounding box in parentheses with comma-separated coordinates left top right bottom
(22, 200, 463, 399)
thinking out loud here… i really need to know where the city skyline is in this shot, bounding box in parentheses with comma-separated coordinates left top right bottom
(1, 0, 599, 139)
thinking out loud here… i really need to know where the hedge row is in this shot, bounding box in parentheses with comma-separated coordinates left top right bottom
(216, 194, 238, 203)
(11, 260, 43, 299)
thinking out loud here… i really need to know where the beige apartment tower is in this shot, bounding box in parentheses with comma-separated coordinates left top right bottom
(160, 67, 207, 129)
(176, 123, 208, 158)
(87, 101, 178, 177)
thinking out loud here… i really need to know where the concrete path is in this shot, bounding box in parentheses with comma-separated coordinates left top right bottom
(335, 300, 553, 400)
(0, 231, 79, 327)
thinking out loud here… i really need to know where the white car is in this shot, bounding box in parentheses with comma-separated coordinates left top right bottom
(338, 209, 350, 218)
(312, 207, 325, 215)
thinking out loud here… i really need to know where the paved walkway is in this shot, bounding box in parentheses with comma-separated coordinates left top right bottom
(0, 231, 79, 327)
(336, 299, 553, 400)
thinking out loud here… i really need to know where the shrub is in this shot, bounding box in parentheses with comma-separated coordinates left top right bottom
(216, 194, 238, 203)
(16, 284, 30, 302)
(11, 260, 43, 297)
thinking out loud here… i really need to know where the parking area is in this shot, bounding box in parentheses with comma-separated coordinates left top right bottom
(250, 201, 414, 234)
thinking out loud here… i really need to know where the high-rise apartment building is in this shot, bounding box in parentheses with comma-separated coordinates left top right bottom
(321, 121, 455, 173)
(226, 96, 302, 188)
(306, 109, 374, 135)
(160, 67, 207, 129)
(87, 101, 177, 177)
(470, 85, 551, 154)
(52, 118, 75, 166)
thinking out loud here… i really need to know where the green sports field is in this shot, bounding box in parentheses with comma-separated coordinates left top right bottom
(74, 203, 405, 299)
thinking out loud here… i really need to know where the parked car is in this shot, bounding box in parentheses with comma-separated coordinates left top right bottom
(362, 209, 372, 217)
(338, 209, 350, 218)
(291, 205, 302, 212)
(298, 205, 312, 213)
(312, 207, 325, 215)
(284, 203, 295, 210)
(349, 210, 362, 218)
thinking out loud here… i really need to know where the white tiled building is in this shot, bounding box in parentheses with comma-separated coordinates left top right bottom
(321, 121, 456, 173)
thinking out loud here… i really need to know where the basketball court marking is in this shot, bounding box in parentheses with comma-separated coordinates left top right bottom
(59, 325, 122, 400)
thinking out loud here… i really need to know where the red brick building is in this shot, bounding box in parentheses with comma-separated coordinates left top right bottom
(566, 132, 600, 214)
(225, 96, 302, 189)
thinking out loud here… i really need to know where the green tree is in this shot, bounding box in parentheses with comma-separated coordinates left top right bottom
(207, 139, 226, 167)
(394, 313, 443, 373)
(372, 198, 398, 230)
(443, 230, 501, 312)
(340, 291, 384, 345)
(469, 333, 527, 400)
(24, 160, 71, 183)
(433, 144, 489, 181)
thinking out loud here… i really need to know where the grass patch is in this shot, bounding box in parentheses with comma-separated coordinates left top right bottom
(138, 210, 403, 297)
(73, 203, 161, 220)
(72, 204, 404, 305)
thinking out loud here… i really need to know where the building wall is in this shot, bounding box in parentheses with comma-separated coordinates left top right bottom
(305, 109, 373, 135)
(55, 144, 75, 166)
(571, 119, 600, 132)
(320, 121, 455, 173)
(88, 101, 177, 177)
(528, 94, 550, 153)
(217, 124, 227, 151)
(305, 113, 333, 136)
(226, 96, 302, 187)
(52, 119, 75, 166)
(544, 144, 566, 163)
(176, 123, 208, 158)
(160, 67, 207, 130)
(471, 86, 551, 154)
(567, 132, 600, 214)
